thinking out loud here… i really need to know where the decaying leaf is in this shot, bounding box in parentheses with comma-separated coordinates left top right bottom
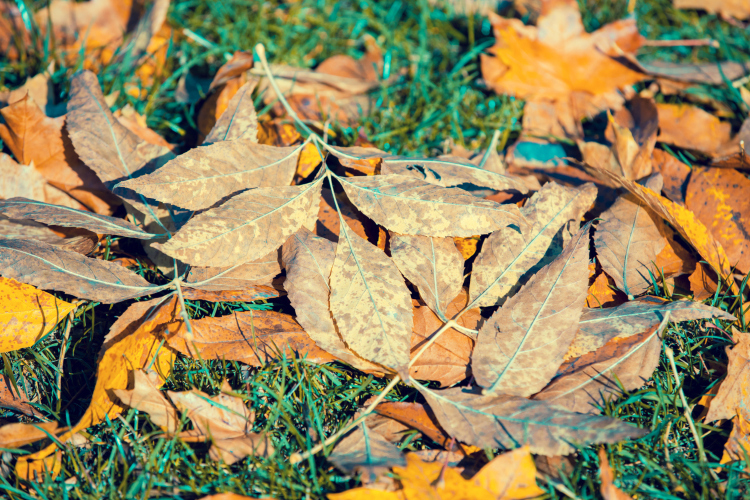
(390, 234, 464, 319)
(473, 222, 592, 396)
(372, 400, 454, 450)
(315, 187, 384, 247)
(416, 382, 646, 456)
(470, 182, 596, 307)
(0, 374, 43, 417)
(599, 448, 633, 500)
(185, 250, 282, 291)
(337, 174, 524, 237)
(166, 309, 337, 366)
(0, 276, 76, 352)
(157, 180, 323, 267)
(203, 79, 259, 145)
(0, 422, 63, 449)
(0, 198, 154, 239)
(652, 149, 690, 206)
(329, 422, 406, 483)
(0, 238, 160, 303)
(117, 141, 302, 211)
(113, 369, 179, 433)
(656, 103, 741, 157)
(595, 176, 667, 297)
(329, 227, 413, 377)
(410, 290, 480, 387)
(282, 228, 381, 372)
(181, 286, 281, 303)
(481, 0, 645, 138)
(586, 266, 626, 308)
(706, 328, 750, 422)
(685, 167, 750, 274)
(579, 164, 736, 289)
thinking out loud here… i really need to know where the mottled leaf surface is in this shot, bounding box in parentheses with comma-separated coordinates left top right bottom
(203, 79, 259, 145)
(473, 223, 592, 396)
(470, 182, 596, 307)
(338, 174, 524, 237)
(0, 239, 159, 303)
(0, 198, 153, 239)
(329, 228, 413, 377)
(569, 297, 735, 359)
(390, 234, 464, 319)
(417, 383, 646, 456)
(117, 141, 301, 211)
(595, 176, 667, 297)
(184, 250, 281, 291)
(157, 180, 322, 267)
(282, 228, 381, 372)
(329, 423, 405, 481)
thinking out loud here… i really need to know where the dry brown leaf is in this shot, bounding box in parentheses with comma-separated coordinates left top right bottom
(0, 95, 118, 214)
(656, 103, 743, 157)
(689, 262, 719, 301)
(204, 79, 259, 145)
(416, 382, 646, 456)
(470, 182, 596, 307)
(169, 381, 272, 464)
(481, 0, 645, 138)
(473, 222, 592, 396)
(113, 369, 179, 433)
(599, 448, 633, 500)
(329, 422, 406, 483)
(390, 234, 464, 319)
(578, 163, 736, 291)
(0, 374, 43, 417)
(534, 326, 663, 414)
(197, 52, 254, 142)
(17, 296, 177, 474)
(315, 187, 384, 248)
(685, 167, 750, 274)
(166, 309, 337, 367)
(0, 421, 63, 449)
(674, 0, 750, 19)
(338, 174, 524, 237)
(638, 59, 750, 85)
(184, 250, 282, 292)
(410, 290, 480, 387)
(706, 328, 750, 422)
(181, 286, 281, 303)
(586, 266, 627, 308)
(0, 276, 76, 353)
(118, 141, 301, 211)
(372, 401, 454, 450)
(570, 296, 734, 360)
(0, 238, 159, 302)
(156, 180, 323, 267)
(595, 176, 667, 297)
(329, 227, 413, 377)
(114, 107, 172, 148)
(653, 231, 696, 278)
(652, 149, 690, 205)
(282, 228, 382, 372)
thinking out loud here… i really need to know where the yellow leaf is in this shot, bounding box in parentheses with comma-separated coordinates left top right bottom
(297, 142, 324, 179)
(16, 450, 61, 482)
(0, 276, 76, 353)
(16, 296, 178, 473)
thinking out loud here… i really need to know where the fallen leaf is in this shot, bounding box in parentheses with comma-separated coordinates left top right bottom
(166, 309, 337, 366)
(656, 103, 740, 157)
(0, 153, 47, 202)
(372, 401, 454, 450)
(282, 228, 382, 372)
(534, 324, 664, 414)
(706, 328, 750, 422)
(390, 234, 464, 319)
(674, 0, 750, 19)
(0, 421, 62, 449)
(0, 95, 118, 214)
(569, 296, 735, 359)
(329, 226, 413, 377)
(586, 266, 627, 308)
(595, 175, 667, 297)
(184, 250, 282, 292)
(417, 382, 646, 456)
(156, 180, 323, 267)
(0, 238, 160, 303)
(470, 182, 596, 307)
(0, 198, 154, 239)
(652, 149, 690, 205)
(685, 167, 750, 274)
(0, 374, 43, 417)
(0, 276, 76, 353)
(410, 291, 480, 387)
(181, 286, 281, 303)
(17, 296, 177, 473)
(689, 262, 720, 301)
(113, 369, 179, 433)
(636, 59, 750, 85)
(197, 52, 254, 141)
(118, 140, 303, 212)
(203, 80, 259, 145)
(473, 222, 591, 396)
(329, 422, 406, 483)
(598, 448, 633, 500)
(578, 164, 736, 290)
(338, 174, 524, 237)
(653, 231, 696, 278)
(481, 0, 645, 138)
(16, 450, 62, 482)
(315, 187, 383, 247)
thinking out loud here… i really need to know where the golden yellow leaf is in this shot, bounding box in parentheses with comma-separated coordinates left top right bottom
(0, 276, 76, 353)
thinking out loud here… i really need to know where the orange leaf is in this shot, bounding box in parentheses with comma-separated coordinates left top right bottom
(599, 448, 632, 500)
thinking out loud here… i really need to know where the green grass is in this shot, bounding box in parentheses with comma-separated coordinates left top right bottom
(2, 0, 750, 498)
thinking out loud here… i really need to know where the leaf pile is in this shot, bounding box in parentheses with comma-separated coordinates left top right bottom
(0, 0, 749, 497)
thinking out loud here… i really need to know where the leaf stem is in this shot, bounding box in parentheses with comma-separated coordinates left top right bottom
(56, 308, 77, 406)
